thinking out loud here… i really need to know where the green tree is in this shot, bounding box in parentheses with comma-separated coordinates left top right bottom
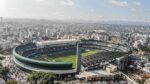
(0, 67, 9, 81)
(6, 79, 17, 84)
(27, 72, 56, 84)
(0, 57, 5, 60)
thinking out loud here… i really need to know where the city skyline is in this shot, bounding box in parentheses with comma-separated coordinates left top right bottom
(0, 0, 150, 22)
(1, 1, 150, 82)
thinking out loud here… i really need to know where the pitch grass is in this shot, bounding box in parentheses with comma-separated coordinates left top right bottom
(34, 50, 98, 68)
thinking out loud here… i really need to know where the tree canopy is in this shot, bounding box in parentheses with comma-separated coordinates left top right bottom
(27, 72, 56, 84)
(6, 79, 17, 84)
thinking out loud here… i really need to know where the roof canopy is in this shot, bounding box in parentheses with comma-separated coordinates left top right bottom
(36, 39, 79, 47)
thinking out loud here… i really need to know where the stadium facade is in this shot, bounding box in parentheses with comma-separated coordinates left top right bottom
(12, 39, 127, 75)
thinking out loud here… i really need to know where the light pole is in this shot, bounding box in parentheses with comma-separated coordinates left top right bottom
(76, 42, 81, 73)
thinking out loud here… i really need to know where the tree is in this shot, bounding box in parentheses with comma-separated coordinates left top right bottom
(0, 67, 9, 81)
(0, 57, 5, 60)
(27, 72, 56, 84)
(6, 79, 17, 84)
(1, 67, 9, 76)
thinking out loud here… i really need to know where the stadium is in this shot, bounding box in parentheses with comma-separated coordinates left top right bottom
(12, 39, 128, 75)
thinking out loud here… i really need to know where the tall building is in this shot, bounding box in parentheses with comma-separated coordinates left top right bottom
(32, 34, 39, 42)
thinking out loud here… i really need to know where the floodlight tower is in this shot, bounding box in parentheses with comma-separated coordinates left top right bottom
(76, 42, 81, 73)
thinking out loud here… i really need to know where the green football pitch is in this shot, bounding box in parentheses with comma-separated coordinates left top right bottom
(33, 50, 98, 68)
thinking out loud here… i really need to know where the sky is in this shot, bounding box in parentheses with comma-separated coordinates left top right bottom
(0, 0, 150, 22)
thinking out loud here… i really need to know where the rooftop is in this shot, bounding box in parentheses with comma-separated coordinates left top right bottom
(36, 39, 79, 47)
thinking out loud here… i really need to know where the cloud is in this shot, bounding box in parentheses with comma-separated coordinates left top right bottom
(35, 0, 46, 3)
(60, 0, 75, 6)
(35, 0, 48, 5)
(109, 0, 129, 7)
(133, 1, 141, 6)
(36, 0, 45, 2)
(131, 8, 137, 12)
(0, 0, 6, 11)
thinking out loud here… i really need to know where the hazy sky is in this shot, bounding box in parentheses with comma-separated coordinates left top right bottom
(0, 0, 149, 22)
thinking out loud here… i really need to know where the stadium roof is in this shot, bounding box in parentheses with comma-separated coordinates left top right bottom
(36, 39, 79, 47)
